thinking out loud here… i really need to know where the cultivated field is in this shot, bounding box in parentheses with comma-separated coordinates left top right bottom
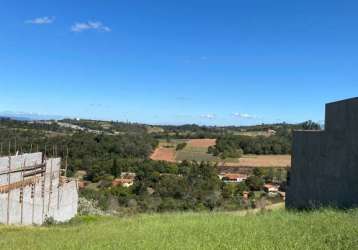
(151, 139, 291, 168)
(155, 139, 219, 162)
(0, 209, 357, 249)
(150, 146, 176, 162)
(176, 146, 218, 162)
(222, 155, 291, 168)
(150, 139, 189, 162)
(187, 139, 216, 147)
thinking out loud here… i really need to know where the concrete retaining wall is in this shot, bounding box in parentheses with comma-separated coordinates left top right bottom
(0, 153, 78, 225)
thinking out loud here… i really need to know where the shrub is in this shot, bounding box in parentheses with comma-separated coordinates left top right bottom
(78, 197, 105, 216)
(176, 143, 187, 151)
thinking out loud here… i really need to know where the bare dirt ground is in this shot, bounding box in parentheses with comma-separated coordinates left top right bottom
(150, 147, 176, 162)
(187, 139, 216, 148)
(222, 155, 291, 168)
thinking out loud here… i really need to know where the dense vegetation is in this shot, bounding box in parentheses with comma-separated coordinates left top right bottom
(0, 118, 301, 214)
(208, 121, 321, 158)
(61, 119, 148, 134)
(152, 121, 321, 140)
(0, 118, 157, 176)
(152, 124, 225, 139)
(0, 117, 316, 172)
(81, 160, 286, 213)
(209, 135, 291, 158)
(1, 209, 357, 249)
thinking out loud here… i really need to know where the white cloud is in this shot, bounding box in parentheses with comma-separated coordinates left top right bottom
(71, 21, 111, 32)
(232, 113, 257, 119)
(25, 16, 55, 24)
(200, 114, 216, 119)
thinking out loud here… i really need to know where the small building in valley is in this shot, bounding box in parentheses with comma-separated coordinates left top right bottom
(220, 173, 248, 183)
(112, 178, 134, 187)
(120, 172, 136, 179)
(112, 172, 136, 188)
(263, 183, 279, 194)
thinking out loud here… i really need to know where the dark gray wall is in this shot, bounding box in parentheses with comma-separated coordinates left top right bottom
(286, 97, 358, 208)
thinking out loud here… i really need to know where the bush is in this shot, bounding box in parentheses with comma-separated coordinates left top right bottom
(246, 176, 264, 191)
(176, 143, 187, 151)
(78, 197, 105, 216)
(43, 216, 57, 226)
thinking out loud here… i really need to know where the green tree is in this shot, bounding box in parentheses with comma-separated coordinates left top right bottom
(111, 158, 121, 177)
(253, 168, 263, 177)
(222, 183, 237, 199)
(176, 143, 187, 151)
(245, 176, 264, 191)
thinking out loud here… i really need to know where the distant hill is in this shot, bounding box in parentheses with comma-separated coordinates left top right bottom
(0, 111, 63, 121)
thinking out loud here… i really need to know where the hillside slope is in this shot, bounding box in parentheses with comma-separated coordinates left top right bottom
(0, 208, 357, 250)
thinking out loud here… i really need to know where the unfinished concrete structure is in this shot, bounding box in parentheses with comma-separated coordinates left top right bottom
(286, 97, 358, 208)
(0, 152, 78, 225)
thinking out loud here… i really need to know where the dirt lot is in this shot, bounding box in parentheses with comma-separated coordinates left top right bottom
(187, 139, 216, 148)
(222, 155, 291, 168)
(150, 147, 176, 162)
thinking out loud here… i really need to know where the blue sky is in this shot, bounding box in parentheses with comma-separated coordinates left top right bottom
(1, 0, 358, 125)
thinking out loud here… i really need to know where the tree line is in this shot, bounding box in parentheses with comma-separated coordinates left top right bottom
(0, 119, 158, 177)
(207, 121, 321, 158)
(209, 135, 291, 158)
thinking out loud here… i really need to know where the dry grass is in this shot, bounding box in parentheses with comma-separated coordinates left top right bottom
(222, 155, 291, 168)
(187, 139, 216, 148)
(146, 126, 165, 133)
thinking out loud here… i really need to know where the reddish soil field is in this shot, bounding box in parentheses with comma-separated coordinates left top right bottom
(150, 147, 176, 162)
(187, 139, 216, 148)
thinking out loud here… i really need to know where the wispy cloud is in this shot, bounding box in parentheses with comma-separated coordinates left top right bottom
(25, 16, 55, 25)
(232, 113, 258, 119)
(176, 113, 217, 120)
(200, 114, 216, 119)
(71, 21, 111, 32)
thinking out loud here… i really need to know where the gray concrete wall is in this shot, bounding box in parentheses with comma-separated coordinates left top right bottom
(0, 153, 78, 225)
(325, 97, 358, 133)
(286, 97, 358, 208)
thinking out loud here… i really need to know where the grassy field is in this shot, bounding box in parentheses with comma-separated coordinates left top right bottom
(0, 208, 357, 249)
(176, 145, 218, 162)
(152, 138, 219, 162)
